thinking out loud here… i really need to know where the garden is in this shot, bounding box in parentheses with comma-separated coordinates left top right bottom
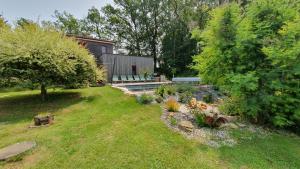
(0, 87, 299, 168)
(136, 83, 298, 149)
(0, 0, 300, 168)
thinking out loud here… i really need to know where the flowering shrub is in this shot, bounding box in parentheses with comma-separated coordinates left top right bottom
(197, 101, 208, 111)
(188, 98, 198, 109)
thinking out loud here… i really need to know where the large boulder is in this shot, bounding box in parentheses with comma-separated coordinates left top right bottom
(178, 120, 194, 132)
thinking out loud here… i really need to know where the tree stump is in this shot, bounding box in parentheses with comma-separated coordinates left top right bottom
(34, 115, 54, 126)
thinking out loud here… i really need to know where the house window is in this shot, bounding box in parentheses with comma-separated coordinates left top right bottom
(132, 65, 137, 75)
(101, 46, 107, 54)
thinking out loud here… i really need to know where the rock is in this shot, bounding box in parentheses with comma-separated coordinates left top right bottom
(178, 120, 194, 132)
(236, 122, 247, 128)
(225, 116, 238, 122)
(219, 123, 238, 129)
(0, 141, 36, 161)
(168, 112, 175, 118)
(179, 105, 189, 114)
(206, 140, 221, 148)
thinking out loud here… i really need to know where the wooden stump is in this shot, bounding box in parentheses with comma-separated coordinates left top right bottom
(34, 115, 54, 126)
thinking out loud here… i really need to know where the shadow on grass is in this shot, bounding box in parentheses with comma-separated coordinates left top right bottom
(0, 91, 86, 124)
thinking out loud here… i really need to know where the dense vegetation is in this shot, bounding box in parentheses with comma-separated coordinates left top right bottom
(194, 0, 300, 131)
(0, 87, 299, 168)
(0, 23, 104, 101)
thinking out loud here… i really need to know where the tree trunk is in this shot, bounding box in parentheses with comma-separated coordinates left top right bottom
(41, 83, 47, 102)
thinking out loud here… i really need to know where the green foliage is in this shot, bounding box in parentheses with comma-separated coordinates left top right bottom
(176, 84, 196, 93)
(155, 96, 164, 103)
(155, 85, 167, 97)
(155, 84, 176, 97)
(203, 93, 213, 103)
(53, 10, 83, 35)
(195, 113, 206, 127)
(194, 0, 300, 129)
(170, 116, 177, 126)
(178, 91, 193, 103)
(160, 20, 198, 77)
(165, 85, 176, 96)
(190, 108, 206, 127)
(0, 24, 101, 100)
(84, 7, 107, 39)
(0, 15, 9, 30)
(137, 93, 153, 104)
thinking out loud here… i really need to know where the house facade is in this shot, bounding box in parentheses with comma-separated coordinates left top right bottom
(72, 36, 154, 82)
(74, 36, 114, 64)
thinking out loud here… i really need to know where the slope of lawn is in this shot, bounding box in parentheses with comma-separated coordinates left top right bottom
(0, 87, 299, 169)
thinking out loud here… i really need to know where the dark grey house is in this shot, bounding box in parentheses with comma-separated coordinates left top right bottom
(73, 36, 154, 82)
(101, 54, 154, 82)
(74, 36, 114, 64)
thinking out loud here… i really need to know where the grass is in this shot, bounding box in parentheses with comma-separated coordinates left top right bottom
(0, 86, 299, 169)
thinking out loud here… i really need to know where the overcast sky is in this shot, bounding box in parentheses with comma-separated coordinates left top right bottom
(0, 0, 113, 24)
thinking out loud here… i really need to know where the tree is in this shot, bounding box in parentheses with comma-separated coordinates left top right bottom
(194, 0, 300, 130)
(0, 15, 8, 28)
(16, 18, 36, 28)
(102, 0, 146, 56)
(82, 7, 108, 39)
(53, 10, 83, 35)
(102, 0, 167, 70)
(194, 4, 240, 85)
(160, 20, 197, 77)
(0, 24, 102, 101)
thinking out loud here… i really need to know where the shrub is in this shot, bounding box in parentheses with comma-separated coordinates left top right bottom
(188, 98, 198, 109)
(137, 93, 153, 104)
(203, 93, 213, 103)
(193, 0, 300, 129)
(195, 113, 206, 127)
(170, 116, 177, 126)
(178, 91, 193, 103)
(155, 85, 167, 97)
(219, 96, 243, 116)
(165, 98, 180, 112)
(165, 85, 176, 95)
(155, 96, 164, 103)
(176, 84, 196, 93)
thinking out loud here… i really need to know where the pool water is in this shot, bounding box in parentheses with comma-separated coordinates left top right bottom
(123, 84, 162, 91)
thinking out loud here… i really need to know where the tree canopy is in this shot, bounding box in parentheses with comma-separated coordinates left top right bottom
(194, 0, 300, 130)
(0, 24, 103, 101)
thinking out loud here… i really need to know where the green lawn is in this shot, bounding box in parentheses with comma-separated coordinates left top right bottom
(0, 87, 299, 169)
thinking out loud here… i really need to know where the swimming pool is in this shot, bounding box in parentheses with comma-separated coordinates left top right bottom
(123, 83, 163, 91)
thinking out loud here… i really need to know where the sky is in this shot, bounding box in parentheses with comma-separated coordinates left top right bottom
(0, 0, 114, 24)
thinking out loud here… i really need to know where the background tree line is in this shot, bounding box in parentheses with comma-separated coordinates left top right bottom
(50, 0, 247, 77)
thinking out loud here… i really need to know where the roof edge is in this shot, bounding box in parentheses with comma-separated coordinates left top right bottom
(67, 34, 114, 44)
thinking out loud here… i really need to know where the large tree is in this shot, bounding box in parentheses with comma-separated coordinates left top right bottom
(194, 0, 300, 130)
(0, 24, 102, 101)
(53, 10, 85, 36)
(102, 0, 167, 70)
(82, 7, 108, 39)
(160, 20, 197, 77)
(0, 15, 8, 28)
(102, 0, 147, 56)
